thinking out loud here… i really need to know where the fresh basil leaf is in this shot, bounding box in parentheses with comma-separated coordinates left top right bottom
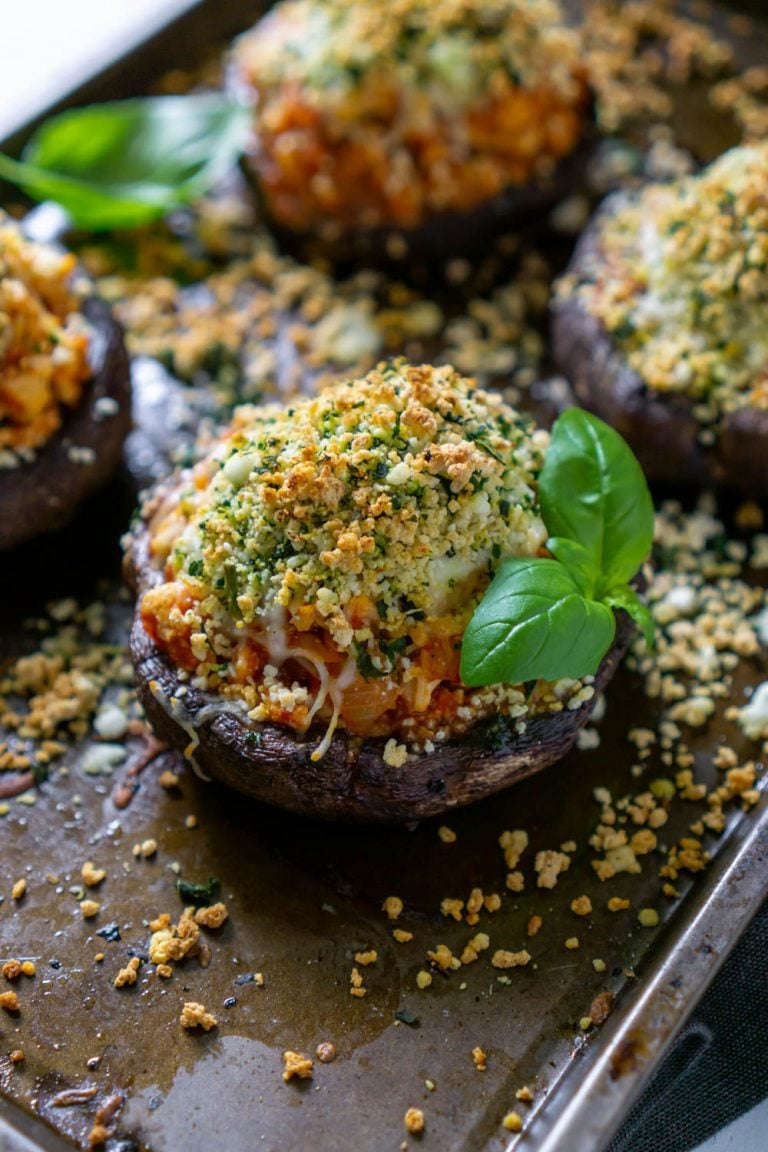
(538, 409, 654, 592)
(0, 95, 251, 231)
(603, 585, 656, 648)
(460, 557, 616, 687)
(545, 536, 597, 597)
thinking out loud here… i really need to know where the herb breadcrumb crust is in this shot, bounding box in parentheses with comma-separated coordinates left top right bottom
(127, 362, 634, 822)
(229, 0, 590, 256)
(552, 143, 768, 497)
(0, 217, 132, 550)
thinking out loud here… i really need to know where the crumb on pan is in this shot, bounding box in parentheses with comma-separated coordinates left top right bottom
(283, 1050, 313, 1081)
(180, 1001, 218, 1031)
(404, 1107, 425, 1134)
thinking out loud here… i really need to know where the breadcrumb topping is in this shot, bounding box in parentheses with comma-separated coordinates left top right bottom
(140, 360, 579, 751)
(559, 144, 768, 424)
(231, 0, 588, 233)
(0, 213, 92, 468)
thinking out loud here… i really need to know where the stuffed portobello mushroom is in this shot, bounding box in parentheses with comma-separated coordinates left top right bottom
(552, 143, 768, 498)
(228, 0, 591, 263)
(126, 362, 638, 823)
(0, 214, 131, 550)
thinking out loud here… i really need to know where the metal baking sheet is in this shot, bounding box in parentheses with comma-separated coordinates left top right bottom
(1, 3, 768, 1151)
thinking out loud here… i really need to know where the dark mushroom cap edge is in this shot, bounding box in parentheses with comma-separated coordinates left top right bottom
(551, 192, 768, 500)
(126, 512, 635, 824)
(0, 295, 132, 551)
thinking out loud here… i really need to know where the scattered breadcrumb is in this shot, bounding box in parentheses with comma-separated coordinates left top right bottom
(80, 899, 100, 918)
(383, 896, 403, 921)
(88, 1124, 109, 1148)
(350, 967, 367, 998)
(354, 950, 377, 966)
(0, 991, 20, 1013)
(527, 915, 543, 937)
(283, 1050, 313, 1081)
(404, 1108, 425, 1134)
(472, 1046, 488, 1071)
(499, 829, 528, 869)
(502, 1111, 523, 1132)
(438, 826, 457, 844)
(82, 861, 106, 887)
(589, 991, 614, 1026)
(416, 970, 432, 990)
(565, 937, 580, 950)
(194, 902, 229, 929)
(393, 929, 413, 943)
(11, 880, 26, 901)
(570, 896, 592, 916)
(491, 949, 531, 969)
(638, 908, 660, 928)
(440, 898, 464, 922)
(534, 850, 571, 889)
(427, 944, 460, 971)
(113, 958, 140, 988)
(516, 1086, 534, 1103)
(180, 1001, 217, 1031)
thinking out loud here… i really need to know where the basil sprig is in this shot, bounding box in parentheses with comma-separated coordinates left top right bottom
(0, 95, 251, 231)
(460, 409, 654, 688)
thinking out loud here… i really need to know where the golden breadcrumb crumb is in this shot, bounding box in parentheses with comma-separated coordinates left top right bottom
(0, 991, 20, 1013)
(491, 949, 531, 969)
(383, 896, 404, 921)
(283, 1050, 313, 1081)
(113, 958, 140, 988)
(404, 1107, 425, 1134)
(180, 1001, 217, 1031)
(81, 861, 106, 887)
(194, 902, 229, 929)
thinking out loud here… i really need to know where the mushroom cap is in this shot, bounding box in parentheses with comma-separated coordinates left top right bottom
(126, 521, 634, 824)
(0, 295, 132, 552)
